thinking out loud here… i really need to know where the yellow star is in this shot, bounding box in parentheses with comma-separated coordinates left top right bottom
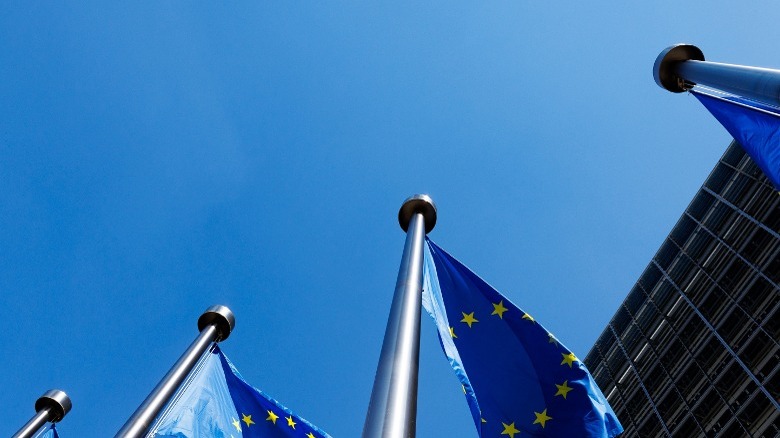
(449, 326, 457, 338)
(231, 417, 241, 432)
(461, 311, 479, 328)
(266, 410, 279, 424)
(491, 300, 508, 318)
(548, 333, 559, 347)
(462, 384, 466, 394)
(522, 312, 535, 322)
(561, 352, 578, 368)
(501, 421, 520, 438)
(481, 418, 487, 423)
(533, 409, 552, 428)
(307, 433, 316, 438)
(242, 413, 254, 427)
(286, 415, 296, 429)
(555, 380, 573, 399)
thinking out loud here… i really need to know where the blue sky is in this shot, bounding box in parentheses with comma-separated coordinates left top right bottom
(2, 2, 779, 436)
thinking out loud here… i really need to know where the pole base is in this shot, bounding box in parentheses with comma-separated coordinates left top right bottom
(654, 44, 705, 92)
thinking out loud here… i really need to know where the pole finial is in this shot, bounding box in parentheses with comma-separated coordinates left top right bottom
(35, 390, 71, 423)
(398, 194, 437, 234)
(198, 305, 235, 342)
(654, 44, 705, 92)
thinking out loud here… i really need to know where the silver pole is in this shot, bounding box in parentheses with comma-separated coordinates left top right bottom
(363, 194, 437, 438)
(12, 389, 72, 438)
(115, 305, 235, 438)
(653, 44, 780, 106)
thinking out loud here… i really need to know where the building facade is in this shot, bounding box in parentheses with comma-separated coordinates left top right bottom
(584, 142, 780, 437)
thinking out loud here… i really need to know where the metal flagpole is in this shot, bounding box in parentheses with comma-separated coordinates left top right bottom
(115, 305, 235, 438)
(363, 194, 437, 438)
(12, 389, 72, 438)
(654, 43, 780, 106)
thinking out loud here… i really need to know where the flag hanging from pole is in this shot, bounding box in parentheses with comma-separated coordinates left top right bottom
(691, 87, 780, 190)
(36, 425, 59, 438)
(422, 238, 623, 437)
(151, 345, 331, 438)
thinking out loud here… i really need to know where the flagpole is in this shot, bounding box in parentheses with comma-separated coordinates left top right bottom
(654, 43, 780, 106)
(12, 390, 71, 438)
(115, 305, 235, 438)
(363, 194, 437, 438)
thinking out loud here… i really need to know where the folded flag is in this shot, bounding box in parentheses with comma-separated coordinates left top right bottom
(422, 238, 623, 437)
(692, 87, 780, 190)
(151, 345, 331, 438)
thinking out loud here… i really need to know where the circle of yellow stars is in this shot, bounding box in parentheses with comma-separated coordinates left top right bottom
(448, 300, 587, 437)
(226, 409, 317, 438)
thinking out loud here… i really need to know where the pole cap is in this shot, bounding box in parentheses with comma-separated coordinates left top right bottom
(198, 305, 235, 342)
(35, 389, 71, 423)
(398, 194, 437, 234)
(654, 44, 705, 92)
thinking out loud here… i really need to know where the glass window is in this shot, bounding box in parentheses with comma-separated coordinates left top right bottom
(637, 417, 663, 436)
(741, 228, 774, 265)
(761, 304, 779, 339)
(692, 388, 726, 427)
(720, 419, 749, 437)
(723, 173, 755, 207)
(738, 277, 773, 316)
(762, 205, 780, 232)
(713, 360, 743, 402)
(738, 392, 775, 434)
(718, 309, 752, 348)
(740, 331, 775, 378)
(673, 414, 703, 436)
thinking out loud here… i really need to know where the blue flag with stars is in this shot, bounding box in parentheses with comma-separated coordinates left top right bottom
(692, 87, 780, 190)
(422, 239, 622, 438)
(151, 345, 331, 438)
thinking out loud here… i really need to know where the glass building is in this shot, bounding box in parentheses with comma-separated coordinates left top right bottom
(584, 141, 780, 437)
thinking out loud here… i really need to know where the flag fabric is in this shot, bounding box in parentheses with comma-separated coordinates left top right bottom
(691, 87, 780, 190)
(151, 345, 331, 438)
(36, 425, 59, 438)
(422, 239, 623, 438)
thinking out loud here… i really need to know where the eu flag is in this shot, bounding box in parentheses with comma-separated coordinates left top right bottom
(692, 87, 780, 190)
(151, 345, 331, 438)
(422, 239, 623, 437)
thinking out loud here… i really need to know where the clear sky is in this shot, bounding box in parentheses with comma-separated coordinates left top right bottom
(2, 2, 779, 436)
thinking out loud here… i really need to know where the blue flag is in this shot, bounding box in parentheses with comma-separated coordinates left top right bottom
(692, 87, 780, 190)
(36, 425, 59, 438)
(423, 239, 623, 438)
(151, 345, 331, 438)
